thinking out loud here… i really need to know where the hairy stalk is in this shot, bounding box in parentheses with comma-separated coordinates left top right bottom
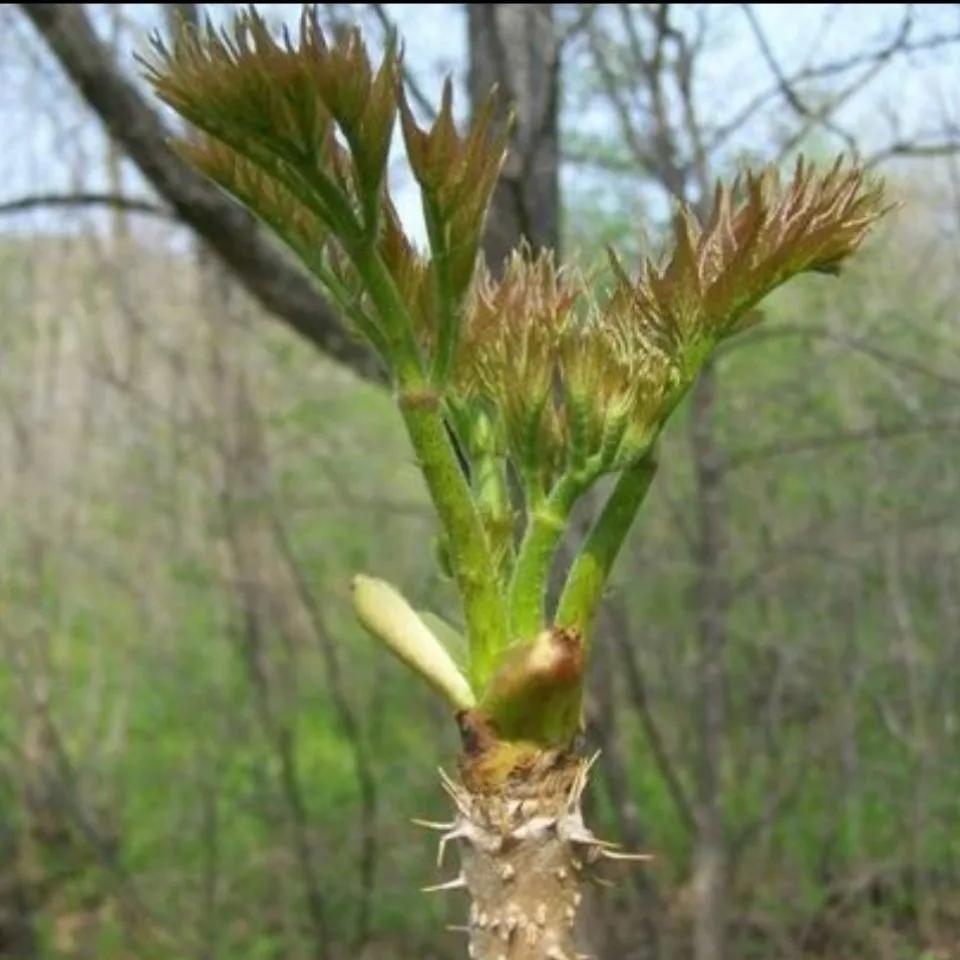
(400, 402, 508, 686)
(356, 249, 509, 683)
(556, 457, 658, 641)
(508, 474, 587, 640)
(423, 194, 460, 384)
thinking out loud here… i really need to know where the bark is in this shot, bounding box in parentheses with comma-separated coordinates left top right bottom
(20, 3, 379, 383)
(428, 754, 625, 960)
(426, 702, 652, 959)
(588, 609, 664, 960)
(467, 4, 561, 266)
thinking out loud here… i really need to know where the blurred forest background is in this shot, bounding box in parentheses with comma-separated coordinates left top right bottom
(1, 4, 959, 960)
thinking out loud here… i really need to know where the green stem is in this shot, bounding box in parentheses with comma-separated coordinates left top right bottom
(473, 451, 512, 576)
(555, 456, 658, 644)
(422, 197, 459, 384)
(353, 248, 508, 687)
(508, 473, 586, 640)
(302, 257, 391, 363)
(401, 403, 508, 688)
(352, 247, 424, 384)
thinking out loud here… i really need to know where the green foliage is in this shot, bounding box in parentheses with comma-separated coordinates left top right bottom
(142, 8, 890, 750)
(0, 193, 956, 955)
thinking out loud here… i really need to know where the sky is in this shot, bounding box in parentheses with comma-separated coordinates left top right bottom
(0, 4, 956, 245)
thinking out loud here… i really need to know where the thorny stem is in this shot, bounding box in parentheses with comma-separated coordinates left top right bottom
(556, 455, 658, 643)
(419, 756, 652, 960)
(137, 17, 889, 955)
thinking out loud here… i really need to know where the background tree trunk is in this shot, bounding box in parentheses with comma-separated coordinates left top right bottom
(20, 3, 378, 381)
(467, 4, 560, 265)
(690, 362, 729, 960)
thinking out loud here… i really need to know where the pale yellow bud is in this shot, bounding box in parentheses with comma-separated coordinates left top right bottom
(351, 575, 476, 711)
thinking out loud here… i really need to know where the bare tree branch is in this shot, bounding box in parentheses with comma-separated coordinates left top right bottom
(721, 322, 960, 393)
(20, 3, 381, 383)
(606, 600, 698, 836)
(709, 8, 960, 154)
(866, 137, 960, 166)
(741, 4, 815, 119)
(367, 3, 437, 121)
(741, 5, 915, 161)
(0, 191, 170, 219)
(585, 14, 676, 196)
(726, 417, 960, 470)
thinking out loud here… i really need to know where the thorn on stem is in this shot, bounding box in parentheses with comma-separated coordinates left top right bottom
(411, 817, 456, 832)
(589, 874, 616, 889)
(422, 874, 467, 893)
(437, 825, 469, 867)
(438, 766, 460, 795)
(568, 832, 620, 849)
(599, 849, 655, 863)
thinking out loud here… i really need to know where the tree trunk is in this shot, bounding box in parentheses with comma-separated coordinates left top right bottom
(0, 819, 38, 960)
(690, 362, 728, 960)
(21, 3, 377, 381)
(430, 753, 615, 960)
(467, 4, 560, 266)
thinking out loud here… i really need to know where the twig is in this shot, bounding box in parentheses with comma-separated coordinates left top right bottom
(0, 192, 170, 219)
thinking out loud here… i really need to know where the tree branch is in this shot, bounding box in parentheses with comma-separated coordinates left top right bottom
(720, 322, 960, 393)
(0, 191, 170, 219)
(866, 137, 960, 167)
(708, 9, 960, 155)
(20, 3, 380, 383)
(606, 599, 698, 836)
(367, 3, 437, 121)
(726, 417, 960, 470)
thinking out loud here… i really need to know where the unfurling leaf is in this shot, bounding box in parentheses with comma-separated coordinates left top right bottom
(377, 201, 437, 339)
(400, 82, 510, 298)
(453, 249, 677, 489)
(455, 250, 575, 485)
(351, 575, 476, 711)
(614, 157, 890, 379)
(304, 23, 399, 201)
(559, 306, 677, 471)
(141, 6, 400, 240)
(178, 136, 329, 266)
(399, 82, 512, 382)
